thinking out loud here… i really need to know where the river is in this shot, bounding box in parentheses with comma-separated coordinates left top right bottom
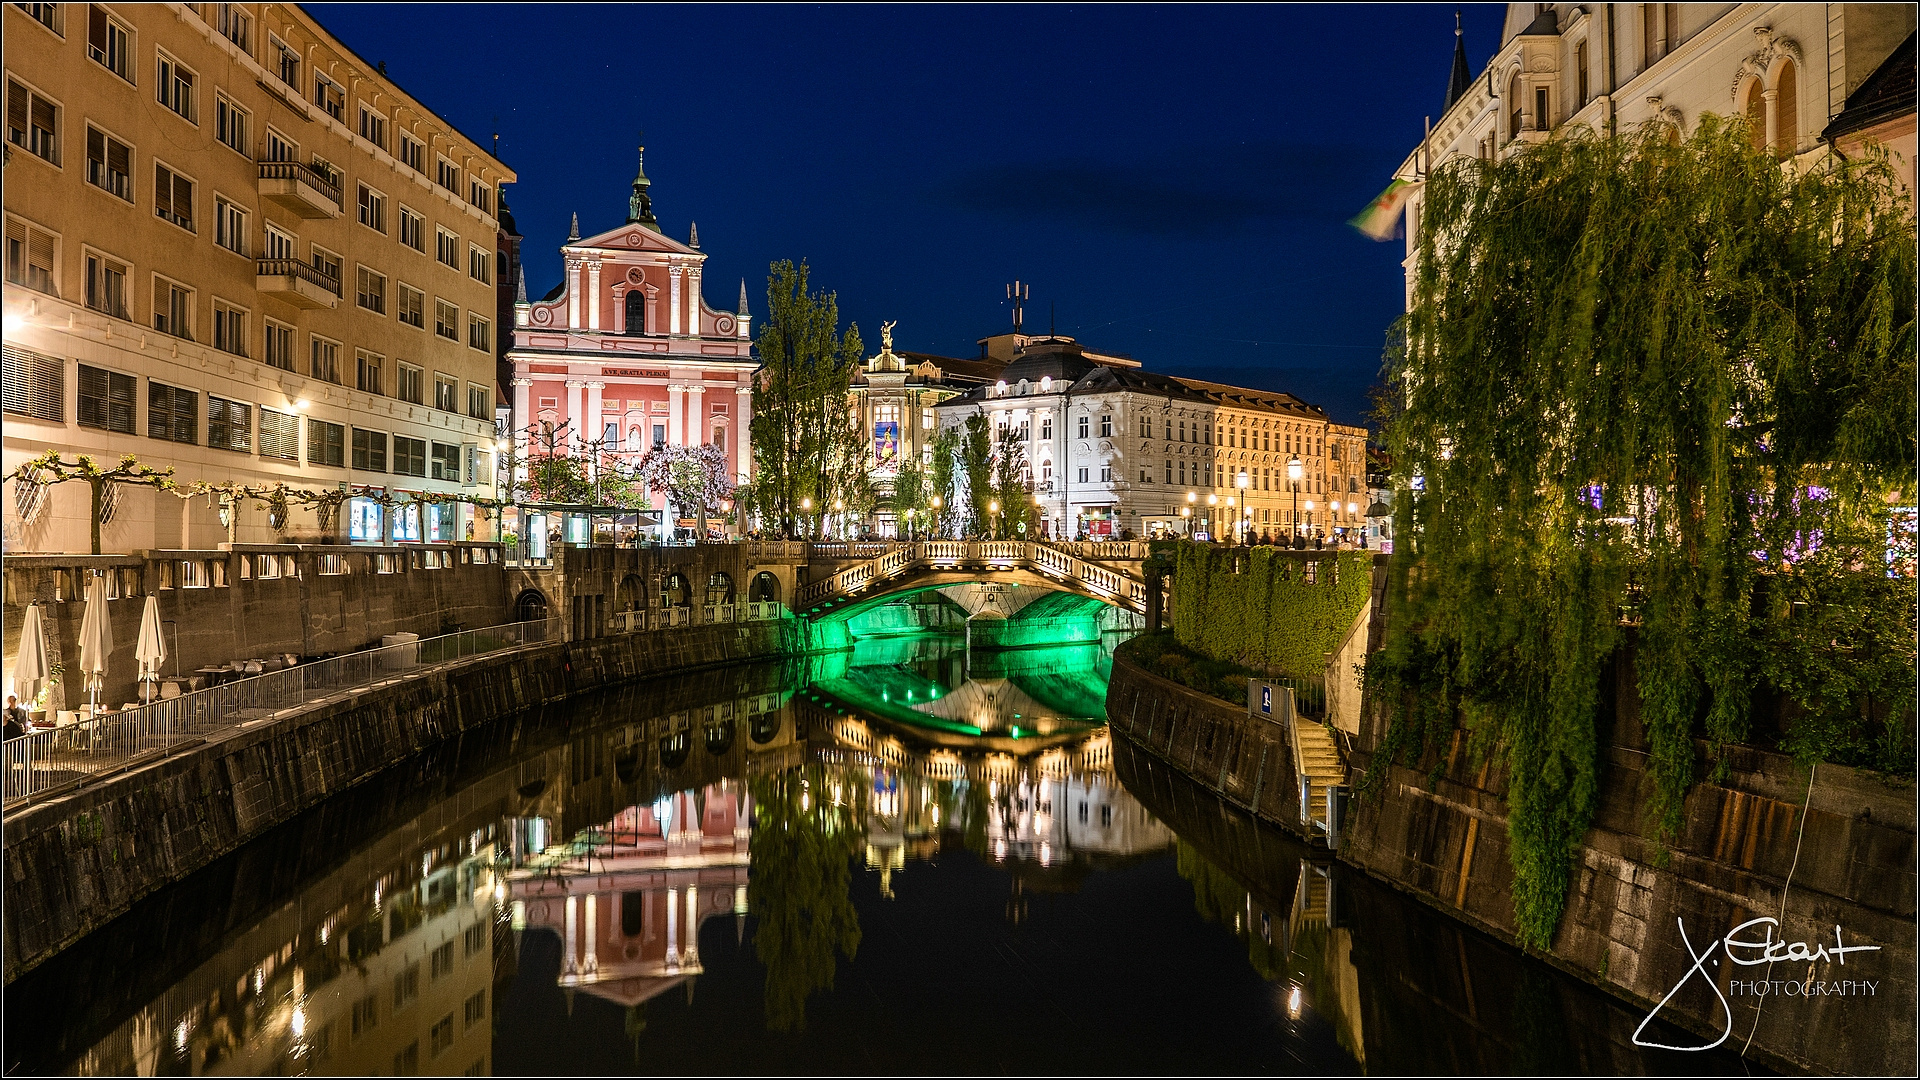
(3, 631, 1757, 1075)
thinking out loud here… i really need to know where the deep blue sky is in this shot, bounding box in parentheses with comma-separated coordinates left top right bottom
(312, 4, 1507, 427)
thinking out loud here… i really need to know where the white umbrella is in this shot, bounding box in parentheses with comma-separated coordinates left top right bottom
(77, 573, 113, 714)
(135, 594, 167, 705)
(12, 601, 48, 708)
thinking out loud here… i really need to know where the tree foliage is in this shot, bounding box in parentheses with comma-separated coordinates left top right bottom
(745, 260, 869, 537)
(928, 426, 960, 537)
(1367, 118, 1916, 950)
(1170, 543, 1373, 688)
(959, 414, 993, 536)
(636, 443, 734, 534)
(748, 765, 864, 1032)
(991, 424, 1037, 538)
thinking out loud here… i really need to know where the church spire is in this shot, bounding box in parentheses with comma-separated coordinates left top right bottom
(1445, 9, 1471, 113)
(737, 278, 749, 316)
(626, 142, 659, 231)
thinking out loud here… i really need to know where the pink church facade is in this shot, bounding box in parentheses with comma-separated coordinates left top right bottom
(506, 151, 755, 525)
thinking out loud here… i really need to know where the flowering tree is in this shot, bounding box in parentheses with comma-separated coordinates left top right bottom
(636, 443, 734, 540)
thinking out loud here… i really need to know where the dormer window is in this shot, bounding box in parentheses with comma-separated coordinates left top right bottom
(1039, 376, 1052, 392)
(1017, 379, 1030, 395)
(995, 380, 1008, 396)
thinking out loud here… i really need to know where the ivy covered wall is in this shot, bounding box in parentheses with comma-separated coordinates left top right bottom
(1168, 543, 1372, 685)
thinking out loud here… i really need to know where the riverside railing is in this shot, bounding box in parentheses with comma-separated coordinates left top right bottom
(2, 618, 559, 806)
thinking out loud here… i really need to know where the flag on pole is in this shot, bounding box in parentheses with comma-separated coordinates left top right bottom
(1348, 180, 1414, 241)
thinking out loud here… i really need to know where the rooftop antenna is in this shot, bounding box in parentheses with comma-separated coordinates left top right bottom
(1006, 280, 1028, 333)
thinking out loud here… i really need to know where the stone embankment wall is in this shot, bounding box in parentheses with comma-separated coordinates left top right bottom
(1109, 643, 1917, 1076)
(1, 618, 799, 983)
(2, 545, 509, 712)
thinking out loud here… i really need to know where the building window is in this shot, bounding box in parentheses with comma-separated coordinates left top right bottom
(77, 364, 135, 432)
(258, 407, 299, 459)
(214, 94, 248, 154)
(6, 79, 59, 165)
(1576, 40, 1589, 106)
(467, 385, 489, 419)
(436, 156, 459, 193)
(357, 185, 387, 232)
(463, 990, 486, 1029)
(214, 197, 247, 255)
(1774, 58, 1799, 158)
(467, 243, 490, 284)
(15, 3, 61, 34)
(352, 428, 388, 471)
(208, 395, 250, 451)
(310, 246, 342, 295)
(154, 164, 194, 231)
(398, 132, 423, 173)
(436, 227, 459, 269)
(1040, 416, 1052, 440)
(1534, 86, 1550, 131)
(393, 1042, 419, 1077)
(310, 336, 340, 383)
(652, 423, 666, 448)
(1099, 414, 1112, 438)
(3, 217, 54, 295)
(433, 374, 457, 412)
(397, 282, 425, 328)
(152, 277, 192, 339)
(264, 320, 293, 370)
(308, 418, 345, 467)
(1508, 72, 1523, 141)
(398, 205, 424, 251)
(213, 301, 246, 356)
(358, 106, 387, 150)
(1077, 467, 1089, 483)
(81, 250, 127, 318)
(270, 33, 298, 87)
(148, 381, 197, 443)
(309, 154, 339, 191)
(398, 364, 423, 404)
(393, 435, 426, 477)
(430, 1015, 454, 1058)
(1164, 459, 1173, 483)
(356, 350, 383, 395)
(435, 299, 459, 341)
(88, 5, 133, 82)
(468, 178, 490, 213)
(1076, 415, 1089, 439)
(1100, 465, 1112, 482)
(313, 73, 344, 121)
(467, 314, 489, 352)
(156, 52, 196, 123)
(83, 126, 132, 200)
(356, 266, 386, 313)
(2, 345, 64, 422)
(214, 3, 249, 50)
(429, 441, 458, 480)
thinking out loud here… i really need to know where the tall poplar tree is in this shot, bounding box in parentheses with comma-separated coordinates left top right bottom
(746, 260, 867, 537)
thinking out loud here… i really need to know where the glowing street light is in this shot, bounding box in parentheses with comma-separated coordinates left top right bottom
(1288, 456, 1303, 538)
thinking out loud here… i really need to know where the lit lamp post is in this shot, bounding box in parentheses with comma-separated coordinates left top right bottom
(1235, 471, 1249, 544)
(988, 498, 999, 540)
(1287, 456, 1303, 544)
(1185, 491, 1197, 539)
(930, 493, 942, 539)
(801, 496, 813, 540)
(1206, 492, 1218, 542)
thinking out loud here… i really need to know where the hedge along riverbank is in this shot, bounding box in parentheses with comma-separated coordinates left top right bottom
(1167, 543, 1373, 698)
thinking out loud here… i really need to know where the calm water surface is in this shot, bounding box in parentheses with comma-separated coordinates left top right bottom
(6, 633, 1753, 1075)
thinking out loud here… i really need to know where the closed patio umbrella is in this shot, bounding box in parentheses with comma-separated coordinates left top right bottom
(135, 593, 166, 705)
(12, 601, 49, 708)
(77, 573, 113, 714)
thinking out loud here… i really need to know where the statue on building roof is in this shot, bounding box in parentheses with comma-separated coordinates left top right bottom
(627, 143, 659, 231)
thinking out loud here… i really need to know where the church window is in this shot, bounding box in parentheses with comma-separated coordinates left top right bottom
(625, 290, 645, 334)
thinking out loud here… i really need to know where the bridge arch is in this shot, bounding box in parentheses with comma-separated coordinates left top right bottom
(514, 588, 550, 622)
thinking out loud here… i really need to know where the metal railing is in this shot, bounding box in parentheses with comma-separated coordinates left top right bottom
(2, 618, 558, 806)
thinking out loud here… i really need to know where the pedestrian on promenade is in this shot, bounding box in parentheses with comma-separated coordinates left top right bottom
(3, 696, 27, 740)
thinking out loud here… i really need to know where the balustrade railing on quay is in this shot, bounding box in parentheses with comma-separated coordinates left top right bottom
(2, 618, 559, 807)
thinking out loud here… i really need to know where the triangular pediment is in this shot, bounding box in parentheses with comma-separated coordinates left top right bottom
(567, 223, 700, 257)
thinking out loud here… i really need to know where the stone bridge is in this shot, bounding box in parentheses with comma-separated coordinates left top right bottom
(787, 540, 1149, 618)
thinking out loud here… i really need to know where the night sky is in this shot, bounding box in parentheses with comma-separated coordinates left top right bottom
(310, 4, 1508, 427)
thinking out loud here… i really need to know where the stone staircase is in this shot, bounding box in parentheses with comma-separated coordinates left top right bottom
(1294, 716, 1347, 832)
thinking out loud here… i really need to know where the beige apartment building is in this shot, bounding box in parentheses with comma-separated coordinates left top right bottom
(3, 1, 514, 553)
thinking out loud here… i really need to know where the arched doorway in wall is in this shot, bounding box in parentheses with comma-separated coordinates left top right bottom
(661, 572, 691, 608)
(748, 571, 781, 604)
(705, 571, 735, 606)
(514, 589, 549, 622)
(616, 573, 645, 613)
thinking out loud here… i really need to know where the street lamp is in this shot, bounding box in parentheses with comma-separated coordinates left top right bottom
(989, 498, 999, 539)
(1287, 456, 1303, 542)
(930, 493, 943, 539)
(1180, 505, 1192, 537)
(1235, 471, 1249, 543)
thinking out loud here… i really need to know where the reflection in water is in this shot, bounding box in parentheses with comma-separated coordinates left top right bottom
(18, 627, 1750, 1075)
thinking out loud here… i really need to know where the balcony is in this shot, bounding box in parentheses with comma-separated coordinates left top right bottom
(257, 160, 342, 218)
(256, 258, 339, 309)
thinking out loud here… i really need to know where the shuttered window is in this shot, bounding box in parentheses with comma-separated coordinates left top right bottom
(88, 5, 132, 81)
(1, 346, 63, 422)
(77, 364, 135, 433)
(208, 396, 251, 452)
(4, 218, 57, 294)
(86, 127, 132, 199)
(148, 381, 198, 443)
(308, 418, 345, 467)
(154, 164, 194, 231)
(259, 408, 299, 460)
(7, 79, 59, 164)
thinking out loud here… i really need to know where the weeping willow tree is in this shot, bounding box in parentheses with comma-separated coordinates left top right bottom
(1367, 117, 1916, 951)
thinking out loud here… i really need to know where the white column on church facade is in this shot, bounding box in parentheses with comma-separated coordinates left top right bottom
(667, 384, 685, 446)
(566, 380, 586, 450)
(512, 378, 532, 440)
(565, 257, 583, 329)
(734, 386, 752, 483)
(586, 258, 602, 330)
(668, 266, 683, 336)
(611, 285, 627, 333)
(686, 267, 702, 336)
(686, 385, 706, 446)
(585, 381, 605, 444)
